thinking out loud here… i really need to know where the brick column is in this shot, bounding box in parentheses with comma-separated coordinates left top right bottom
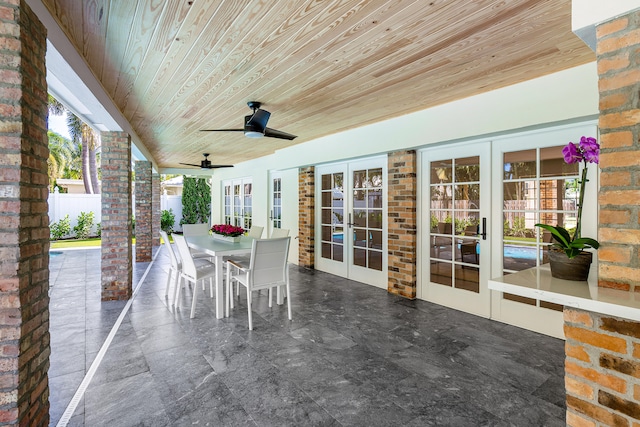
(564, 308, 640, 426)
(298, 166, 315, 268)
(152, 172, 160, 247)
(0, 2, 50, 424)
(596, 10, 640, 291)
(134, 161, 152, 262)
(101, 132, 132, 300)
(388, 150, 417, 299)
(563, 10, 640, 427)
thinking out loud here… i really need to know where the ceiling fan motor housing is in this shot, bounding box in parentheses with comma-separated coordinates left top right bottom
(244, 114, 264, 138)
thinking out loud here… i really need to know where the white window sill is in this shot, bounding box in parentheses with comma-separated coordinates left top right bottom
(488, 264, 640, 322)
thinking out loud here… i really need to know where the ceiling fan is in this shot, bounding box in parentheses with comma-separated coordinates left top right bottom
(179, 153, 233, 169)
(200, 101, 297, 140)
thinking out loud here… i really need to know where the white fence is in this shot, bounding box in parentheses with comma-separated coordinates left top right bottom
(48, 190, 184, 237)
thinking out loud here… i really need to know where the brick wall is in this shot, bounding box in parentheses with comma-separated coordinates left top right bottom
(298, 166, 314, 268)
(387, 150, 417, 299)
(152, 172, 160, 247)
(596, 10, 640, 291)
(0, 1, 50, 424)
(565, 308, 640, 426)
(101, 132, 132, 300)
(134, 161, 152, 262)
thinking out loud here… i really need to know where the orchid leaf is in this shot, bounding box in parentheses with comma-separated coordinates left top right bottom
(535, 223, 569, 247)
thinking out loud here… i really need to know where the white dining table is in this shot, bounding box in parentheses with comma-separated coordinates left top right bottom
(185, 235, 253, 319)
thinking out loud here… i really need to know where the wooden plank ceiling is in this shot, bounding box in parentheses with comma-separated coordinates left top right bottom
(41, 0, 594, 170)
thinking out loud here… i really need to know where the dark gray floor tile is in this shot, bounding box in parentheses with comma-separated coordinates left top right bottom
(48, 250, 567, 427)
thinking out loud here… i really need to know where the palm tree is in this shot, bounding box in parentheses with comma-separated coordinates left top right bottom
(47, 131, 73, 191)
(48, 95, 101, 194)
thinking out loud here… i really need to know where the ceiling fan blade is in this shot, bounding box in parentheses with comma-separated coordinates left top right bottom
(247, 108, 271, 130)
(264, 127, 297, 140)
(205, 164, 234, 169)
(179, 162, 202, 167)
(200, 129, 244, 132)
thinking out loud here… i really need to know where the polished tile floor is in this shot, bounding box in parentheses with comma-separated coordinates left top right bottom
(48, 247, 566, 426)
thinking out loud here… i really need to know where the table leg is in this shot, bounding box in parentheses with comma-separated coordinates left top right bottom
(214, 255, 224, 319)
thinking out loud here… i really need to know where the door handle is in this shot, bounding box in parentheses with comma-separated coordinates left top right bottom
(347, 213, 354, 228)
(481, 217, 487, 240)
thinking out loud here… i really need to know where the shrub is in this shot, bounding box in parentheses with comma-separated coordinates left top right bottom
(161, 209, 176, 233)
(50, 214, 71, 240)
(73, 211, 95, 239)
(96, 222, 101, 238)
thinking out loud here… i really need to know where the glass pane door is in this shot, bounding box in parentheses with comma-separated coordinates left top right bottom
(421, 143, 490, 317)
(271, 176, 282, 230)
(316, 157, 387, 287)
(320, 171, 344, 263)
(223, 178, 253, 229)
(351, 167, 384, 272)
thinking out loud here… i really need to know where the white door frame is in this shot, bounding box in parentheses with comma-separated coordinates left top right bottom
(315, 156, 387, 288)
(418, 141, 492, 317)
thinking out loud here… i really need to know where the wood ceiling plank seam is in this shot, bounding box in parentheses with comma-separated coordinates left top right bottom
(372, 0, 539, 78)
(112, 0, 168, 114)
(153, 0, 424, 147)
(167, 0, 419, 139)
(143, 0, 306, 136)
(99, 1, 138, 94)
(158, 0, 352, 136)
(41, 0, 87, 76)
(242, 0, 454, 126)
(81, 0, 110, 82)
(124, 1, 227, 120)
(116, 0, 174, 114)
(122, 0, 202, 121)
(130, 1, 267, 134)
(161, 3, 384, 142)
(368, 7, 575, 83)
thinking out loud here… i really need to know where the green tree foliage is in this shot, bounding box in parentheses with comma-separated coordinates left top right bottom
(50, 214, 71, 240)
(48, 94, 100, 194)
(161, 209, 176, 233)
(73, 211, 95, 239)
(180, 177, 211, 225)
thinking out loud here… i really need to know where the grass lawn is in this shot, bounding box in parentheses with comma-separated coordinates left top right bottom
(51, 237, 138, 249)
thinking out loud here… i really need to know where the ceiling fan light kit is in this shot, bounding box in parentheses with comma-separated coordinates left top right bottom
(201, 101, 297, 140)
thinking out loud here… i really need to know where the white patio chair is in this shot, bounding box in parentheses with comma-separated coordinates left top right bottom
(181, 223, 212, 259)
(160, 230, 182, 301)
(225, 237, 291, 330)
(246, 225, 264, 238)
(270, 228, 290, 238)
(160, 230, 211, 306)
(228, 225, 264, 295)
(172, 234, 217, 318)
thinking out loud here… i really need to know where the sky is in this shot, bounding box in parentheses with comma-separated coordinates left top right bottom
(48, 111, 71, 139)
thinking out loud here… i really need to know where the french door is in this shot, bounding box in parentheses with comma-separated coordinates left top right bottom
(315, 157, 387, 288)
(268, 173, 283, 237)
(222, 178, 253, 229)
(420, 142, 492, 317)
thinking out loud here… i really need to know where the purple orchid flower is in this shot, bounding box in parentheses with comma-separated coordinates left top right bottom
(579, 136, 599, 164)
(562, 142, 581, 164)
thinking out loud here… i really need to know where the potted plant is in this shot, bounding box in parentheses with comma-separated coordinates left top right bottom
(535, 136, 600, 281)
(210, 224, 245, 243)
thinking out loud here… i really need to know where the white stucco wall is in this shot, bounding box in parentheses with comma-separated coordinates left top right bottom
(211, 62, 599, 265)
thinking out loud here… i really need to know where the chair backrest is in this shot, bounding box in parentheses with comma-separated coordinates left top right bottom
(246, 226, 264, 239)
(248, 237, 290, 287)
(160, 230, 180, 269)
(270, 228, 290, 238)
(182, 223, 210, 237)
(172, 234, 197, 278)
